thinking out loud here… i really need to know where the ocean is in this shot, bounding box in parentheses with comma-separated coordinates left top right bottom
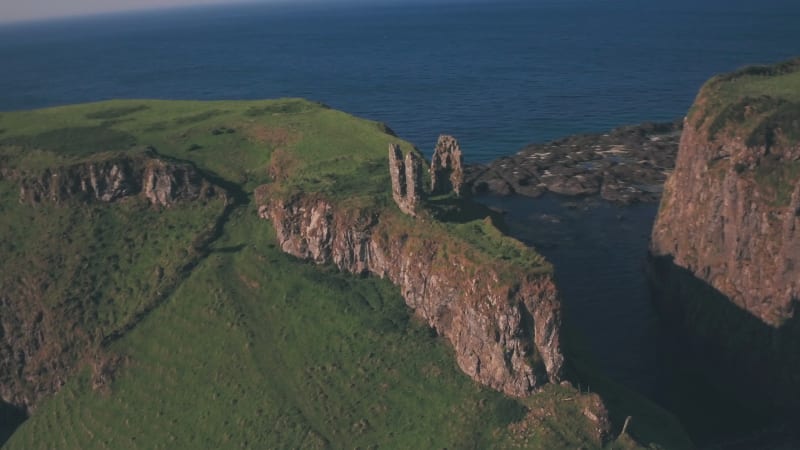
(2, 0, 800, 443)
(2, 0, 799, 162)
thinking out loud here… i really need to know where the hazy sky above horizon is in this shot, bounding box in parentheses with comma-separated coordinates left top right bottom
(0, 0, 364, 24)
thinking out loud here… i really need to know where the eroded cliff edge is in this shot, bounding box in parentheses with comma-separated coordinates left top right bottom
(0, 148, 229, 412)
(255, 147, 565, 398)
(649, 58, 800, 409)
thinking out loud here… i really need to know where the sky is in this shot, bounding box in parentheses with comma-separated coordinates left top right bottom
(0, 0, 288, 24)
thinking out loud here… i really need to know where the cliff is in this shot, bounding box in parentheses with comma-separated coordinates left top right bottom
(649, 58, 800, 409)
(14, 148, 223, 207)
(256, 189, 564, 398)
(0, 99, 693, 449)
(0, 148, 228, 412)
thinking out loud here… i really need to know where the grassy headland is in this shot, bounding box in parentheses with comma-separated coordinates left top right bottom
(0, 99, 690, 449)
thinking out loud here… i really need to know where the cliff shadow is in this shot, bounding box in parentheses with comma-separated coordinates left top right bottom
(647, 254, 800, 444)
(425, 194, 506, 226)
(0, 401, 27, 446)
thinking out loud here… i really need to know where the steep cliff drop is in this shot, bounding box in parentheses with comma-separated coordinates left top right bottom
(649, 58, 800, 413)
(257, 141, 565, 398)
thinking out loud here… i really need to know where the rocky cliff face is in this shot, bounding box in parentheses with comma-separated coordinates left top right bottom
(16, 149, 222, 207)
(649, 61, 800, 409)
(258, 194, 564, 397)
(652, 121, 800, 327)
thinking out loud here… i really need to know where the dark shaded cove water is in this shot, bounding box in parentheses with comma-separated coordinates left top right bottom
(479, 195, 661, 392)
(2, 0, 800, 443)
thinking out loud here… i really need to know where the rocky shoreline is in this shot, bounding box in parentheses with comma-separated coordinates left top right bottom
(464, 120, 682, 204)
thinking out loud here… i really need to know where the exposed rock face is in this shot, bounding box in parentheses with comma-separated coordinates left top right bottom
(652, 121, 800, 327)
(431, 135, 465, 196)
(17, 150, 222, 207)
(649, 62, 800, 409)
(259, 195, 564, 397)
(388, 144, 423, 216)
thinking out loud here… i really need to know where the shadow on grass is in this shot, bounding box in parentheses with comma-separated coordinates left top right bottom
(0, 402, 27, 447)
(425, 194, 507, 226)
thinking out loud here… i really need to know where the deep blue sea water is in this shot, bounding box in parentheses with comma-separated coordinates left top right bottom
(2, 0, 800, 162)
(2, 0, 800, 443)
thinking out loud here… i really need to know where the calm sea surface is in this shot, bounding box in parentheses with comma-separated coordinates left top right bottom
(2, 0, 800, 162)
(2, 0, 800, 442)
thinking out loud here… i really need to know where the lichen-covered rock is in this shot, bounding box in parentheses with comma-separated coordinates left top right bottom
(431, 135, 464, 196)
(260, 194, 564, 397)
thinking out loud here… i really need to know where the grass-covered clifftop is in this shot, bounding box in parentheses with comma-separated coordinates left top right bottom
(652, 58, 800, 425)
(0, 99, 690, 449)
(690, 57, 800, 148)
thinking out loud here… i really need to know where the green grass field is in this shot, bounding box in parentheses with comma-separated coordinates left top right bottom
(690, 57, 800, 146)
(0, 99, 691, 449)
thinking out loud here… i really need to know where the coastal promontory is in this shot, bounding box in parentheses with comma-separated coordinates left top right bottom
(649, 58, 800, 410)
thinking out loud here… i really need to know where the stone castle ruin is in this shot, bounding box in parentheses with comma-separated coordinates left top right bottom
(388, 144, 424, 216)
(389, 134, 465, 216)
(430, 135, 464, 196)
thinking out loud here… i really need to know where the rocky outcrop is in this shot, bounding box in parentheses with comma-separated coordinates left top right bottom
(388, 144, 423, 216)
(652, 121, 800, 327)
(16, 149, 223, 207)
(649, 60, 800, 410)
(258, 194, 564, 397)
(431, 135, 465, 196)
(1, 149, 229, 414)
(465, 121, 681, 204)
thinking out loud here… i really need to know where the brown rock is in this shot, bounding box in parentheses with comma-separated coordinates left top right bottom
(16, 149, 224, 207)
(431, 135, 465, 196)
(651, 119, 799, 326)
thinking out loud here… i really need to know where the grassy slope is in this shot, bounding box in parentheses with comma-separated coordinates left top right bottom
(0, 99, 690, 449)
(683, 58, 800, 210)
(691, 57, 800, 143)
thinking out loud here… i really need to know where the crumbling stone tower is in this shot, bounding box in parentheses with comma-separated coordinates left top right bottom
(430, 135, 464, 196)
(388, 144, 423, 216)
